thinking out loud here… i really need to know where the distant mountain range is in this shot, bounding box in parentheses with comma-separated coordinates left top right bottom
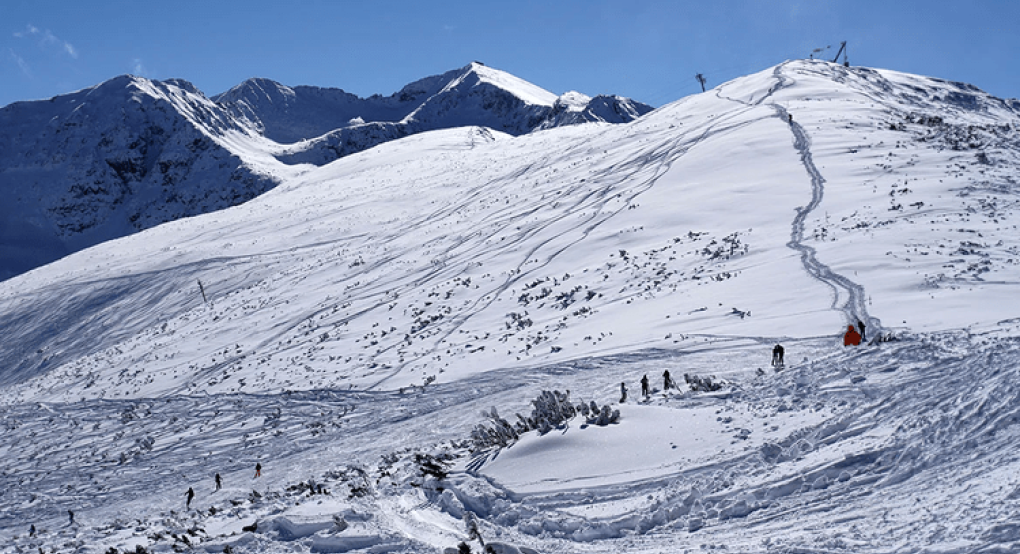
(0, 62, 653, 281)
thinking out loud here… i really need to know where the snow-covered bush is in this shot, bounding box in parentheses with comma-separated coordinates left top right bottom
(470, 391, 619, 451)
(684, 373, 724, 392)
(587, 404, 620, 426)
(523, 390, 576, 433)
(414, 452, 450, 481)
(470, 407, 519, 450)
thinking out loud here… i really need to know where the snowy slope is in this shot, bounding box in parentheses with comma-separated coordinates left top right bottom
(0, 63, 652, 282)
(2, 60, 1020, 553)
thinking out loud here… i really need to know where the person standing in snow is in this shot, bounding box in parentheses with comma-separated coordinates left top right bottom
(620, 382, 628, 403)
(186, 487, 195, 509)
(215, 473, 222, 491)
(772, 344, 785, 366)
(29, 524, 35, 537)
(254, 462, 262, 478)
(857, 319, 867, 342)
(663, 370, 674, 391)
(843, 325, 861, 346)
(67, 510, 74, 525)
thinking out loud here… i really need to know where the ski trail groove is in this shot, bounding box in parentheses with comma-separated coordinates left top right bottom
(720, 63, 880, 335)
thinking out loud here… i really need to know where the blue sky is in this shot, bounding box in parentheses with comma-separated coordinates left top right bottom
(2, 0, 1018, 109)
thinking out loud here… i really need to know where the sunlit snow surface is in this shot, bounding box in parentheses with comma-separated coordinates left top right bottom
(2, 60, 1020, 553)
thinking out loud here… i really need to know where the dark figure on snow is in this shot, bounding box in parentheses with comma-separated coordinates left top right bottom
(68, 510, 74, 525)
(215, 473, 222, 491)
(857, 319, 866, 342)
(641, 374, 650, 397)
(772, 344, 785, 366)
(844, 325, 862, 346)
(788, 113, 793, 123)
(186, 487, 195, 509)
(254, 463, 262, 478)
(620, 382, 628, 403)
(663, 370, 674, 391)
(29, 524, 35, 537)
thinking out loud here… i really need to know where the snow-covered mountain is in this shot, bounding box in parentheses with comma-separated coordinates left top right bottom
(222, 62, 653, 166)
(0, 62, 652, 281)
(2, 60, 1020, 553)
(0, 76, 282, 281)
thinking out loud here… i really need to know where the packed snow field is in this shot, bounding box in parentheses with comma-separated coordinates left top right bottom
(2, 60, 1020, 553)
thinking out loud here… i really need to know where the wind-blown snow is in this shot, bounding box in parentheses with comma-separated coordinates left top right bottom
(2, 60, 1020, 553)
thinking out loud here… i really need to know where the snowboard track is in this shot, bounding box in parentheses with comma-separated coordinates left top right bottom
(717, 62, 880, 336)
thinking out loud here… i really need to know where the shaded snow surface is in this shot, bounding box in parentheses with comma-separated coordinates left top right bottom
(2, 60, 1020, 553)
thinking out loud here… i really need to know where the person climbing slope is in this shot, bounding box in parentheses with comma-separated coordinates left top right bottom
(844, 325, 861, 346)
(772, 344, 785, 366)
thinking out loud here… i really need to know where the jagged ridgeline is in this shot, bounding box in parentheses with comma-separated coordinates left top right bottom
(0, 62, 652, 281)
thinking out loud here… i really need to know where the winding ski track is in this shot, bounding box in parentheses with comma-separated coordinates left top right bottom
(719, 63, 880, 336)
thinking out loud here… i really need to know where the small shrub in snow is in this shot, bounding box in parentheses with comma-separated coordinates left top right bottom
(470, 407, 519, 449)
(415, 452, 450, 481)
(684, 373, 724, 392)
(587, 404, 620, 426)
(523, 390, 576, 434)
(470, 391, 619, 451)
(464, 511, 485, 547)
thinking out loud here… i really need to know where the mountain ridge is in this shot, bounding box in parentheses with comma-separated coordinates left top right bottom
(0, 62, 652, 281)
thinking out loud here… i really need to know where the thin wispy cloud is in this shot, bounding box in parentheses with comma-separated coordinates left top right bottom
(132, 58, 146, 76)
(14, 24, 78, 60)
(12, 24, 39, 38)
(7, 48, 31, 76)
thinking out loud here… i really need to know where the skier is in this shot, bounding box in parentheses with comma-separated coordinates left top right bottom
(68, 510, 74, 525)
(857, 319, 867, 342)
(772, 344, 785, 366)
(186, 487, 195, 509)
(29, 524, 35, 537)
(619, 382, 628, 403)
(843, 325, 861, 346)
(254, 462, 262, 478)
(640, 374, 650, 397)
(663, 370, 674, 391)
(215, 473, 222, 491)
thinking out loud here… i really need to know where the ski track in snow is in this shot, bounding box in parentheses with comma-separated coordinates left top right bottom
(718, 62, 879, 335)
(3, 60, 1020, 553)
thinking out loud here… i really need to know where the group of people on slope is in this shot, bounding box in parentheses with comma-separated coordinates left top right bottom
(621, 318, 868, 403)
(184, 466, 257, 510)
(619, 371, 677, 402)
